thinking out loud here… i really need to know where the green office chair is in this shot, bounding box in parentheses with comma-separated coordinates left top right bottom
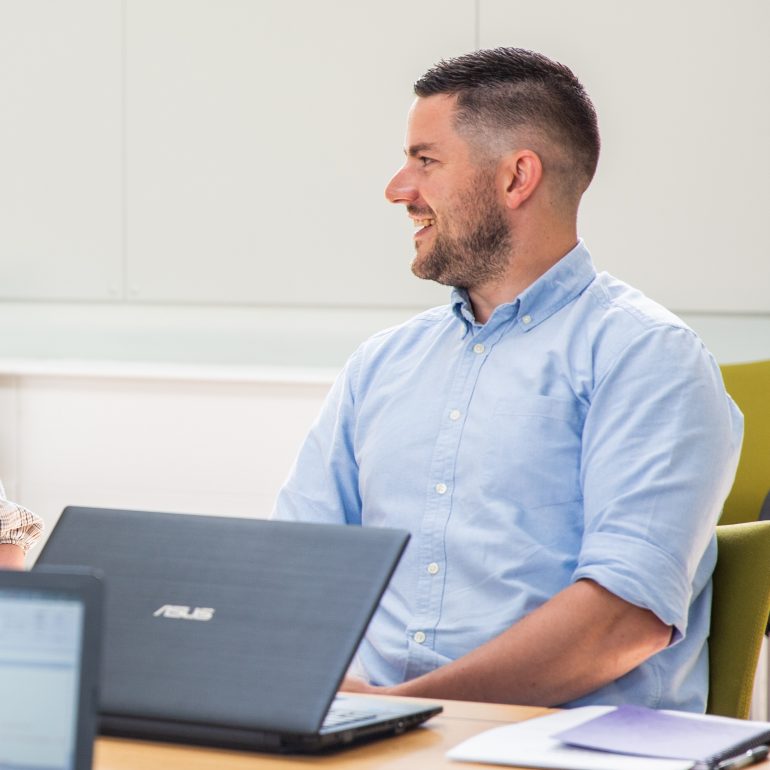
(719, 360, 770, 525)
(708, 521, 770, 718)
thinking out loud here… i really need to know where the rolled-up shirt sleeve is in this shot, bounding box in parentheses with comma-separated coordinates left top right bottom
(0, 485, 43, 553)
(0, 496, 43, 553)
(573, 324, 743, 640)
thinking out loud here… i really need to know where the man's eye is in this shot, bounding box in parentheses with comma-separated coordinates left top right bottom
(419, 156, 435, 167)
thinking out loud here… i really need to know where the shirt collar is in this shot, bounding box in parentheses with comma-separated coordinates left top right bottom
(450, 240, 596, 333)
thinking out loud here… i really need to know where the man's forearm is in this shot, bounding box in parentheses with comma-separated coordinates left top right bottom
(0, 543, 25, 570)
(364, 579, 671, 706)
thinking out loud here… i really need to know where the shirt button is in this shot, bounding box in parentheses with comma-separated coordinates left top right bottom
(449, 409, 461, 421)
(472, 343, 485, 354)
(413, 631, 426, 644)
(435, 483, 448, 495)
(427, 562, 440, 575)
(522, 314, 532, 325)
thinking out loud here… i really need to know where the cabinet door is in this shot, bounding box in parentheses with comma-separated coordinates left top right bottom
(0, 0, 123, 300)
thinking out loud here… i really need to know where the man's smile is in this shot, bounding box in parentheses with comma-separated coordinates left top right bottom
(409, 214, 436, 238)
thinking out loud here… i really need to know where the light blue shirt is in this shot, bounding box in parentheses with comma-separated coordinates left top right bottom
(273, 241, 743, 712)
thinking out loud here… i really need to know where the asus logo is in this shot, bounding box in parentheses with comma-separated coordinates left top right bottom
(153, 605, 215, 621)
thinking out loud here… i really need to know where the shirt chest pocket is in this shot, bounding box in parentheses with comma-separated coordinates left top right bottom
(481, 395, 585, 510)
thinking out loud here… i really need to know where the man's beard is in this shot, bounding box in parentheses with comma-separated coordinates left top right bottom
(410, 181, 512, 290)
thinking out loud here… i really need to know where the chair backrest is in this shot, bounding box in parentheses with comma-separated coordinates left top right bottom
(708, 521, 770, 718)
(719, 359, 770, 525)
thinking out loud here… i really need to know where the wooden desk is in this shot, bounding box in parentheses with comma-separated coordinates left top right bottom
(93, 698, 550, 770)
(92, 697, 770, 769)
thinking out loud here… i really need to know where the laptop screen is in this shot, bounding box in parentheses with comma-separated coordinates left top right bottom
(0, 588, 85, 770)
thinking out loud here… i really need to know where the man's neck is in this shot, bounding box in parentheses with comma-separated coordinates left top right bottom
(467, 234, 579, 324)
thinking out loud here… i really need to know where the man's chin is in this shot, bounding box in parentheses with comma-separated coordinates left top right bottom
(411, 263, 455, 287)
(410, 248, 462, 286)
(411, 256, 437, 282)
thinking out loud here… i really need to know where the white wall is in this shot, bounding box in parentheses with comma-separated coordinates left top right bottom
(0, 365, 332, 558)
(0, 0, 123, 300)
(1, 1, 768, 321)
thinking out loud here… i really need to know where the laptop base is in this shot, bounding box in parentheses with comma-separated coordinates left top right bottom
(100, 698, 442, 753)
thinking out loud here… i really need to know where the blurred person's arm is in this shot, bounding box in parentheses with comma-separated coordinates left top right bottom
(0, 543, 25, 570)
(0, 482, 43, 569)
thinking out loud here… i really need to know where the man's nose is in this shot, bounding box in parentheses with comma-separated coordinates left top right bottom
(385, 166, 418, 205)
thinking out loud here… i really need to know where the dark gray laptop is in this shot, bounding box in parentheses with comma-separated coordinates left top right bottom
(0, 568, 102, 770)
(35, 506, 441, 753)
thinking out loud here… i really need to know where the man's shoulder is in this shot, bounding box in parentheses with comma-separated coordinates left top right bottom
(342, 304, 455, 388)
(585, 271, 692, 335)
(360, 304, 454, 351)
(575, 271, 717, 384)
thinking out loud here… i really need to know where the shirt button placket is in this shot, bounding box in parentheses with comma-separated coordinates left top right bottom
(410, 332, 483, 677)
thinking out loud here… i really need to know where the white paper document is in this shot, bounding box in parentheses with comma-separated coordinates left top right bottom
(446, 706, 694, 770)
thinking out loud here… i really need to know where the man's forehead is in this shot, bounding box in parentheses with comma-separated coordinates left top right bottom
(407, 93, 458, 123)
(404, 94, 461, 152)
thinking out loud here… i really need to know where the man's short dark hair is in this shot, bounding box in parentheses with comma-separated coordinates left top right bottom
(415, 47, 600, 197)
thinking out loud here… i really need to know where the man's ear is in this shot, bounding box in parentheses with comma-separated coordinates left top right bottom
(501, 150, 543, 210)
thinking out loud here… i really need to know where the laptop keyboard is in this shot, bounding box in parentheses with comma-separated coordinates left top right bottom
(322, 701, 378, 729)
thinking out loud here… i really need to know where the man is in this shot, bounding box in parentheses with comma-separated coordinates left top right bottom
(0, 479, 41, 568)
(272, 48, 742, 711)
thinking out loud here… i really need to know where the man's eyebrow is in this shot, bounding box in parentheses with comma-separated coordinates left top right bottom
(405, 142, 439, 157)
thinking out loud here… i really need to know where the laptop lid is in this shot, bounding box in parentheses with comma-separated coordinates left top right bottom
(35, 507, 413, 741)
(0, 568, 102, 770)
